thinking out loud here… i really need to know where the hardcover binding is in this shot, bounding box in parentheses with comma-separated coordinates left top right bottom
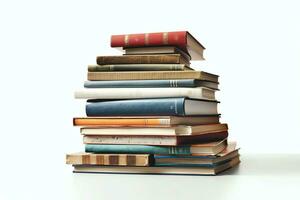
(86, 98, 185, 116)
(111, 31, 187, 50)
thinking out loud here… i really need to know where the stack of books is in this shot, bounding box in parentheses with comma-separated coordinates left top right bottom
(66, 31, 240, 175)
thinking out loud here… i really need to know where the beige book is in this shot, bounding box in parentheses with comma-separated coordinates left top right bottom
(87, 71, 218, 82)
(82, 131, 228, 146)
(74, 87, 215, 100)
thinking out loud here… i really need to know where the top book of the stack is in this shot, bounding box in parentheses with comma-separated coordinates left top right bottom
(111, 31, 205, 60)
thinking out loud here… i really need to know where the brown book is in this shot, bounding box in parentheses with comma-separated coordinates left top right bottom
(66, 153, 152, 166)
(73, 155, 240, 175)
(88, 70, 218, 82)
(124, 46, 191, 61)
(96, 54, 189, 66)
(83, 131, 228, 146)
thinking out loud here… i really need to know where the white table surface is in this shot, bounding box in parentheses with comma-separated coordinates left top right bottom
(65, 154, 300, 200)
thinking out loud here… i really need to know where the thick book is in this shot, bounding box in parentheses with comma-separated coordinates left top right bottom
(80, 124, 228, 136)
(85, 139, 227, 155)
(83, 131, 228, 146)
(86, 98, 218, 116)
(96, 54, 190, 66)
(88, 71, 218, 82)
(84, 79, 219, 90)
(88, 64, 192, 71)
(66, 153, 152, 166)
(124, 46, 191, 61)
(154, 142, 238, 166)
(72, 156, 240, 175)
(75, 87, 215, 100)
(73, 116, 220, 127)
(111, 31, 205, 60)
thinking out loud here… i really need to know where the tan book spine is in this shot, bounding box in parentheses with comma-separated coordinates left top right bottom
(66, 153, 151, 166)
(87, 71, 218, 82)
(96, 54, 188, 65)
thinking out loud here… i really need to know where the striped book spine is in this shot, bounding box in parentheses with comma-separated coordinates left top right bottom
(66, 153, 152, 166)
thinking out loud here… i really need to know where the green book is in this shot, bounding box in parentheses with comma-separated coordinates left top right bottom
(85, 140, 226, 155)
(88, 64, 190, 71)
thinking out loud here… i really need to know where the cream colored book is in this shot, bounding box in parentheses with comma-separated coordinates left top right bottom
(82, 131, 228, 146)
(81, 124, 228, 136)
(74, 87, 215, 100)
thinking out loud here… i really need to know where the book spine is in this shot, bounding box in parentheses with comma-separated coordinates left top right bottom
(96, 55, 182, 65)
(88, 64, 185, 72)
(66, 153, 151, 166)
(84, 79, 198, 88)
(74, 118, 170, 126)
(86, 98, 185, 116)
(85, 144, 192, 155)
(111, 31, 187, 49)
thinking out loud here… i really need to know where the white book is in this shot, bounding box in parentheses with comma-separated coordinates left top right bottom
(74, 87, 215, 100)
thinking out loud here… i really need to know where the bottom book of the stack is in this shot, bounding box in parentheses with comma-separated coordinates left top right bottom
(66, 141, 240, 175)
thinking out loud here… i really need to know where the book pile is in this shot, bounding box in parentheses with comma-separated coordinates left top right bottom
(66, 31, 240, 175)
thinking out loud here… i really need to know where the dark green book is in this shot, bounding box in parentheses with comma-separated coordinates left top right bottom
(88, 64, 191, 71)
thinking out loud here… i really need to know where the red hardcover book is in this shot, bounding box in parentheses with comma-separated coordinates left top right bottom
(111, 31, 205, 60)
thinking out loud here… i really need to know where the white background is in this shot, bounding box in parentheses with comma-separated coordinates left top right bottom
(0, 0, 299, 199)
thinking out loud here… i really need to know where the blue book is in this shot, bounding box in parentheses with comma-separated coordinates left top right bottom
(153, 143, 238, 167)
(85, 142, 224, 155)
(86, 97, 218, 116)
(153, 159, 232, 167)
(84, 79, 218, 90)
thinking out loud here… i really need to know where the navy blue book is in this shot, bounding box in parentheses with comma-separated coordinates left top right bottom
(86, 98, 218, 116)
(84, 79, 218, 90)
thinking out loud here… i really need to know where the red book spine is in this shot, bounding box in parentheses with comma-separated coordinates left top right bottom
(111, 31, 187, 49)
